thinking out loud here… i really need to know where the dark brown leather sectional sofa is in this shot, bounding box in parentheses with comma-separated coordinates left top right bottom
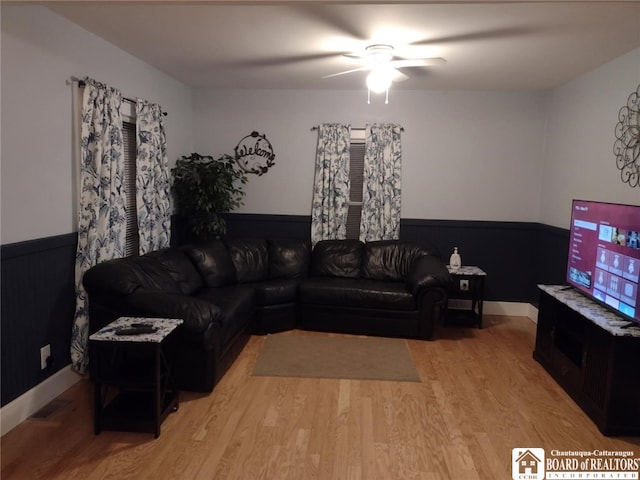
(82, 238, 453, 392)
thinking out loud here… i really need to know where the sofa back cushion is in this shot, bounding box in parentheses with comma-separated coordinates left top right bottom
(225, 238, 269, 283)
(146, 248, 203, 295)
(311, 239, 364, 278)
(183, 240, 237, 287)
(362, 241, 440, 281)
(134, 256, 185, 293)
(83, 257, 144, 297)
(268, 238, 311, 279)
(83, 255, 182, 296)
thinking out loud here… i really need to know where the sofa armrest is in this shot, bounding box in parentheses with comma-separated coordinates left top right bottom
(406, 255, 454, 295)
(125, 290, 225, 334)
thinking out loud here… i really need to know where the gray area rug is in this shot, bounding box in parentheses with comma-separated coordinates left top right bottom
(252, 334, 421, 382)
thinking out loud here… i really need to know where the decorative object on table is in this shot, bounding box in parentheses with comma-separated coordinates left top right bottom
(449, 247, 462, 271)
(234, 131, 276, 176)
(613, 83, 639, 189)
(171, 152, 247, 239)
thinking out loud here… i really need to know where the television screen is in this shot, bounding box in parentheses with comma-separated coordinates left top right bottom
(566, 200, 640, 324)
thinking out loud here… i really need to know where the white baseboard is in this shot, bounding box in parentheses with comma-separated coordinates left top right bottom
(449, 300, 539, 323)
(1, 365, 82, 437)
(484, 301, 539, 323)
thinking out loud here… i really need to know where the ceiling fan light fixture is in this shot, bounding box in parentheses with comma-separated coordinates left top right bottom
(366, 65, 393, 94)
(365, 44, 394, 65)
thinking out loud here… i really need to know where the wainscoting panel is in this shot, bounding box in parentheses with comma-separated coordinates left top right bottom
(226, 213, 311, 239)
(533, 223, 571, 296)
(1, 233, 77, 406)
(224, 214, 570, 305)
(171, 214, 311, 245)
(409, 219, 569, 303)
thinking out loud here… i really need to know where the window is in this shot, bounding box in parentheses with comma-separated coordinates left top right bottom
(346, 129, 365, 240)
(122, 120, 139, 257)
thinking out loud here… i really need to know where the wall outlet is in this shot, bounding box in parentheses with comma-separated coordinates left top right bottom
(459, 280, 469, 291)
(40, 344, 51, 370)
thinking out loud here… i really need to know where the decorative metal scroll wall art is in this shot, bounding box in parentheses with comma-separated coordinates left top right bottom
(234, 131, 276, 176)
(614, 83, 640, 189)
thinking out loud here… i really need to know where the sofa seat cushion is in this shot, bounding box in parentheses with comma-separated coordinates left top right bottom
(250, 278, 300, 306)
(194, 286, 255, 343)
(299, 277, 415, 311)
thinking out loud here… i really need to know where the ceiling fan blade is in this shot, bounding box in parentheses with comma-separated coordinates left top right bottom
(322, 66, 369, 79)
(222, 52, 342, 68)
(287, 5, 369, 41)
(391, 68, 409, 82)
(390, 58, 447, 68)
(410, 27, 533, 46)
(342, 53, 366, 63)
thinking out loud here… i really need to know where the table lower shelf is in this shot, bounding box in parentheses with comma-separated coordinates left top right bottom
(445, 308, 482, 328)
(96, 389, 179, 437)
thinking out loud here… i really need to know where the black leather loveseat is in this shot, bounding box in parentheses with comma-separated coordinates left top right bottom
(82, 237, 452, 392)
(299, 239, 452, 340)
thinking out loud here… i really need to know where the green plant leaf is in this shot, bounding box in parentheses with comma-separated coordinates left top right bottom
(171, 152, 247, 238)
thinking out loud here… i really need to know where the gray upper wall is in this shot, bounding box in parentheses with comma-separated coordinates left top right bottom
(0, 6, 194, 245)
(192, 88, 548, 223)
(541, 47, 640, 228)
(1, 5, 638, 245)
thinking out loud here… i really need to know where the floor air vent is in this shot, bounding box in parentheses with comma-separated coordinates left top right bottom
(29, 398, 71, 421)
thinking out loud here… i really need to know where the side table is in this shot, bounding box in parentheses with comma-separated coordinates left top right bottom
(89, 317, 183, 438)
(446, 265, 487, 328)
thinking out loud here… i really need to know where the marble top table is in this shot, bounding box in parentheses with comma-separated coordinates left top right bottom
(447, 265, 487, 276)
(90, 317, 183, 343)
(538, 285, 640, 338)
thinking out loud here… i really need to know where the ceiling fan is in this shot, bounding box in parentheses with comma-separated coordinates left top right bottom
(322, 44, 446, 103)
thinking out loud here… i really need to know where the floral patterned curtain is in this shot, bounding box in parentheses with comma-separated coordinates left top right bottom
(71, 77, 126, 373)
(311, 123, 351, 245)
(136, 99, 171, 254)
(360, 123, 402, 242)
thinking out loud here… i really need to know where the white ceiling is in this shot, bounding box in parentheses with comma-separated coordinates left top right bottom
(48, 1, 640, 91)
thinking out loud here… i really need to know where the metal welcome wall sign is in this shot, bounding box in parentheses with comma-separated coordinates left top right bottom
(234, 131, 276, 176)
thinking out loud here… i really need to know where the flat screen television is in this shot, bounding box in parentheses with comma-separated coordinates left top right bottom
(566, 199, 640, 324)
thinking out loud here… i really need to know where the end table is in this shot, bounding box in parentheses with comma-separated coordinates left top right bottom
(446, 265, 487, 328)
(89, 317, 183, 438)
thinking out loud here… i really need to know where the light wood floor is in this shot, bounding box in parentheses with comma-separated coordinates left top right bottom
(2, 316, 639, 479)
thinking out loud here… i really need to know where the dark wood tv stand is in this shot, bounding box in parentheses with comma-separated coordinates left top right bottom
(534, 285, 640, 436)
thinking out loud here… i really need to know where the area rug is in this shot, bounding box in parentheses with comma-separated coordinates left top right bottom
(252, 334, 421, 382)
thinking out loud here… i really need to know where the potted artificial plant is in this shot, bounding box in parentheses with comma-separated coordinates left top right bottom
(171, 152, 247, 239)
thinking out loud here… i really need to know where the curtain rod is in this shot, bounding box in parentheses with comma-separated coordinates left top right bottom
(72, 78, 168, 117)
(310, 125, 404, 132)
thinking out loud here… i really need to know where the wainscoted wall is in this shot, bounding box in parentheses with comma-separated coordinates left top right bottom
(225, 213, 570, 304)
(225, 213, 312, 240)
(1, 233, 77, 407)
(0, 217, 569, 407)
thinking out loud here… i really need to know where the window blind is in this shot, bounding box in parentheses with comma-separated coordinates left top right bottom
(346, 140, 365, 240)
(123, 121, 139, 257)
